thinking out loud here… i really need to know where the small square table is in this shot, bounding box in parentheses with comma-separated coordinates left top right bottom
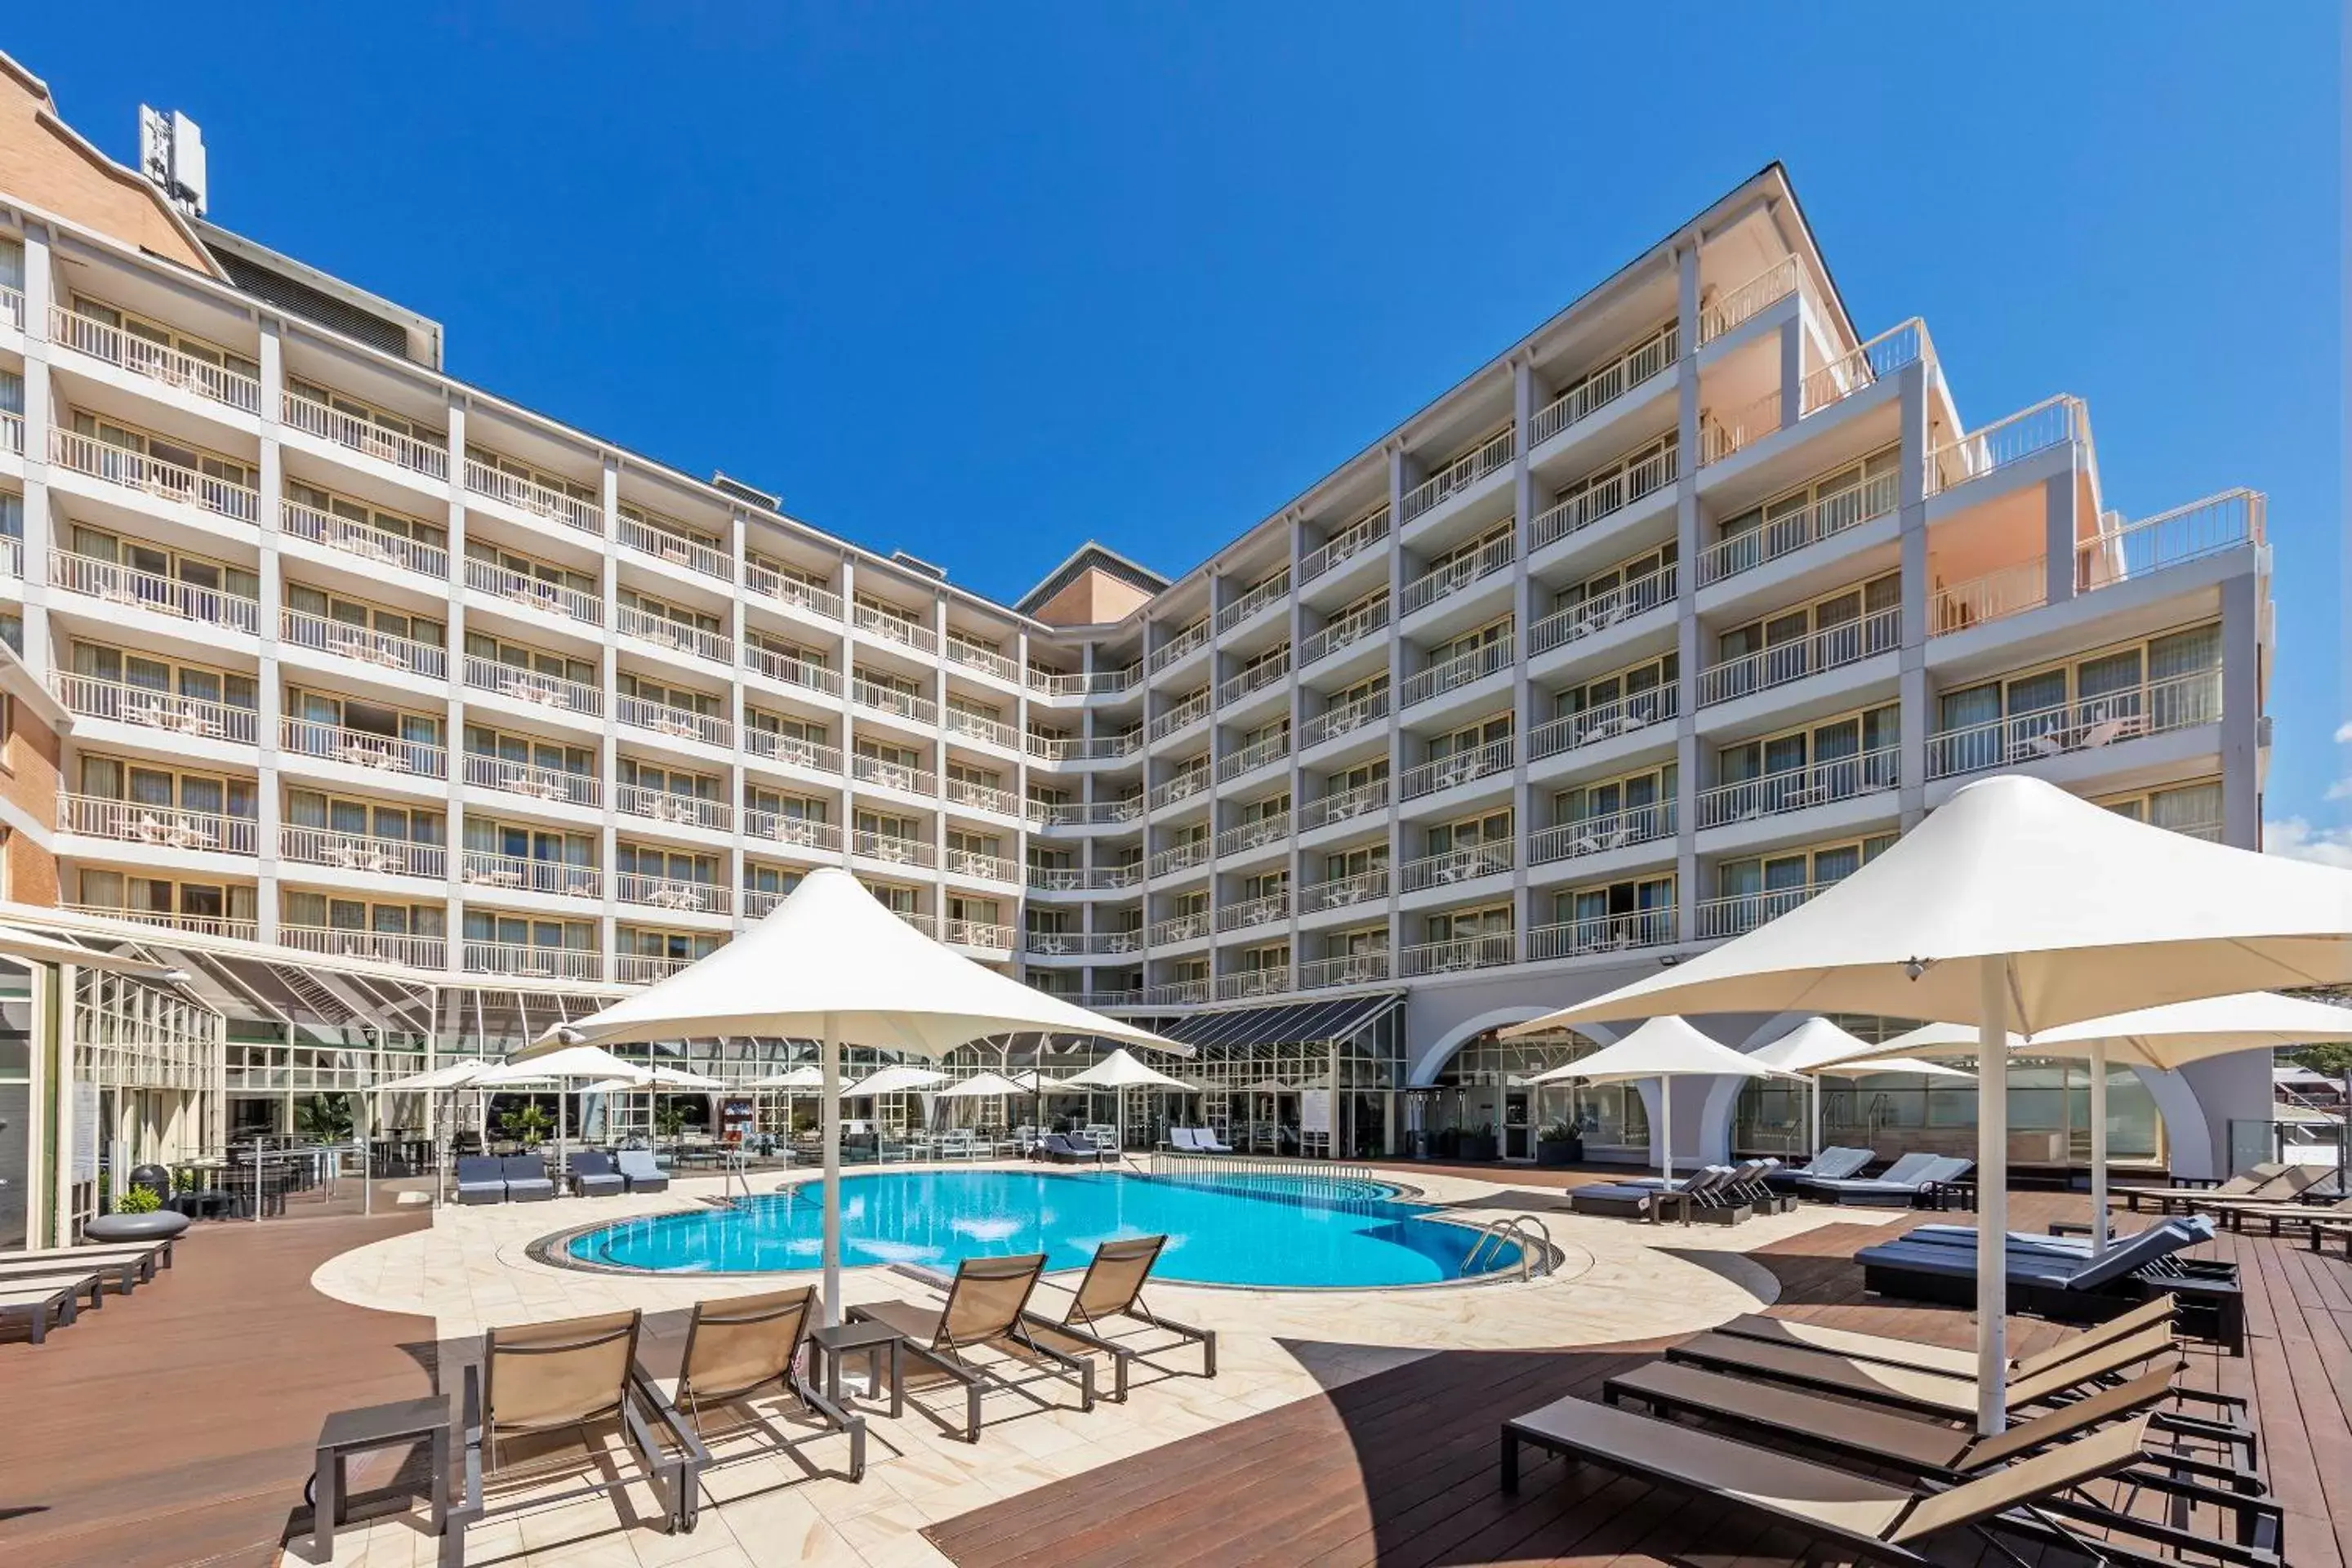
(812, 1320, 904, 1418)
(1650, 1189, 1694, 1227)
(310, 1394, 452, 1557)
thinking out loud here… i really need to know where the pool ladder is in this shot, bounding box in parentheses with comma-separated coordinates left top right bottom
(1466, 1214, 1555, 1281)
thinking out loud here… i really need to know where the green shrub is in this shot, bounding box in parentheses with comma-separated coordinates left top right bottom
(114, 1183, 163, 1215)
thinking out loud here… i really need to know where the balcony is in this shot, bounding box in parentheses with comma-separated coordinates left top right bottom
(1146, 839, 1211, 878)
(282, 608, 446, 679)
(1923, 395, 2086, 500)
(1701, 319, 1931, 469)
(1149, 770, 1212, 811)
(1027, 865, 1143, 892)
(1148, 617, 1213, 675)
(852, 604, 938, 653)
(1530, 801, 1674, 866)
(1214, 813, 1291, 858)
(0, 410, 20, 456)
(1299, 507, 1390, 584)
(1695, 747, 1900, 830)
(461, 941, 601, 981)
(1530, 684, 1677, 760)
(1215, 569, 1290, 634)
(1398, 736, 1512, 803)
(853, 678, 938, 727)
(1147, 693, 1211, 743)
(1298, 778, 1389, 831)
(618, 514, 730, 580)
(853, 830, 934, 869)
(743, 645, 841, 697)
(849, 753, 936, 796)
(1926, 669, 2222, 782)
(1147, 911, 1212, 947)
(744, 563, 844, 620)
(282, 717, 447, 778)
(1697, 256, 1798, 345)
(1027, 732, 1142, 762)
(945, 637, 1018, 683)
(1217, 649, 1291, 706)
(51, 671, 258, 744)
(2078, 489, 2264, 593)
(617, 874, 732, 915)
(465, 657, 602, 717)
(945, 777, 1020, 817)
(1402, 429, 1515, 524)
(1928, 560, 2048, 638)
(618, 606, 733, 665)
(49, 550, 260, 633)
(1697, 463, 1900, 588)
(944, 709, 1018, 751)
(49, 429, 261, 524)
(1216, 967, 1293, 1002)
(1302, 866, 1388, 915)
(280, 392, 448, 480)
(461, 753, 599, 808)
(1527, 907, 1676, 959)
(283, 926, 446, 969)
(1695, 607, 1900, 708)
(1400, 533, 1514, 618)
(1399, 932, 1515, 977)
(63, 904, 259, 942)
(945, 846, 1018, 882)
(51, 305, 262, 414)
(615, 954, 693, 984)
(460, 850, 601, 898)
(281, 825, 445, 880)
(1401, 633, 1514, 709)
(744, 812, 843, 853)
(1697, 885, 1820, 940)
(1400, 840, 1513, 893)
(1041, 798, 1145, 828)
(1139, 979, 1210, 1007)
(617, 784, 733, 832)
(1530, 321, 1677, 448)
(1023, 929, 1142, 957)
(1216, 730, 1290, 783)
(618, 695, 733, 749)
(462, 558, 604, 626)
(282, 499, 448, 579)
(1302, 691, 1387, 749)
(464, 457, 600, 535)
(1529, 564, 1677, 657)
(1302, 599, 1389, 668)
(1027, 664, 1141, 698)
(58, 794, 256, 855)
(1299, 951, 1390, 989)
(1215, 890, 1290, 933)
(0, 283, 21, 331)
(1531, 437, 1678, 553)
(945, 919, 1014, 951)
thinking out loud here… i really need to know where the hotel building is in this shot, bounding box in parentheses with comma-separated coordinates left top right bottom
(0, 52, 2276, 1245)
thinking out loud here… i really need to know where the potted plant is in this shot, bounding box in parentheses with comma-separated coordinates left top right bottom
(86, 1174, 189, 1241)
(1433, 1126, 1459, 1160)
(501, 1102, 552, 1149)
(1535, 1120, 1582, 1167)
(1466, 1121, 1499, 1162)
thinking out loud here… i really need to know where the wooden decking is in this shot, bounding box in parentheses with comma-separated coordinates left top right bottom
(927, 1179, 2352, 1568)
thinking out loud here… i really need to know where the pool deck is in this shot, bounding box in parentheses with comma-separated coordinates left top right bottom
(0, 1162, 2341, 1566)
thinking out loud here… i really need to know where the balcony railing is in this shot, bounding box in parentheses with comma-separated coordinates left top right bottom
(944, 709, 1018, 750)
(59, 794, 256, 854)
(49, 550, 261, 632)
(1698, 466, 1900, 586)
(63, 905, 260, 942)
(282, 499, 448, 579)
(1148, 617, 1213, 674)
(1148, 768, 1213, 811)
(1401, 532, 1514, 618)
(282, 825, 445, 879)
(1299, 506, 1391, 582)
(283, 926, 446, 970)
(1695, 606, 1900, 707)
(1298, 778, 1390, 831)
(1699, 388, 1783, 466)
(744, 812, 843, 853)
(1527, 907, 1676, 960)
(1928, 559, 2047, 636)
(618, 605, 733, 665)
(464, 458, 601, 534)
(1529, 684, 1677, 760)
(461, 753, 599, 807)
(1695, 746, 1900, 829)
(282, 718, 446, 777)
(1217, 650, 1291, 707)
(459, 850, 601, 898)
(0, 283, 23, 332)
(1027, 732, 1142, 762)
(853, 831, 935, 869)
(2077, 488, 2265, 593)
(743, 644, 842, 696)
(1302, 867, 1388, 915)
(618, 514, 730, 580)
(49, 428, 260, 523)
(279, 392, 448, 479)
(1533, 436, 1678, 553)
(464, 656, 602, 716)
(1215, 569, 1291, 634)
(617, 695, 733, 748)
(614, 954, 693, 985)
(1529, 800, 1675, 866)
(852, 603, 938, 653)
(1303, 691, 1387, 748)
(0, 411, 21, 456)
(743, 563, 844, 620)
(945, 846, 1018, 882)
(1299, 951, 1390, 988)
(1923, 395, 2088, 499)
(1926, 669, 2222, 782)
(617, 873, 733, 915)
(51, 671, 256, 743)
(1401, 840, 1513, 893)
(945, 920, 1014, 951)
(1147, 838, 1211, 878)
(1025, 928, 1143, 958)
(463, 557, 604, 626)
(616, 784, 733, 832)
(1400, 932, 1515, 977)
(1216, 967, 1293, 1002)
(1147, 693, 1211, 742)
(1301, 598, 1389, 668)
(1696, 885, 1822, 940)
(945, 777, 1020, 817)
(1216, 730, 1290, 782)
(1401, 632, 1514, 708)
(853, 679, 938, 726)
(1027, 865, 1143, 892)
(463, 942, 601, 981)
(1399, 735, 1513, 802)
(1147, 911, 1213, 947)
(945, 637, 1019, 683)
(1799, 318, 1930, 418)
(1215, 890, 1290, 932)
(1041, 798, 1145, 827)
(1027, 664, 1141, 697)
(51, 305, 262, 412)
(282, 607, 446, 678)
(1401, 428, 1515, 523)
(1698, 256, 1798, 344)
(1530, 320, 1678, 446)
(1530, 564, 1676, 657)
(849, 753, 936, 795)
(1139, 980, 1210, 1007)
(1214, 813, 1291, 857)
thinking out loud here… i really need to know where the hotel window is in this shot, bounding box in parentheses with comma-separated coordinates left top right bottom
(1937, 622, 2222, 738)
(1717, 705, 1899, 786)
(1431, 617, 1512, 665)
(2098, 779, 2224, 840)
(946, 760, 1004, 791)
(1553, 539, 1677, 618)
(67, 524, 257, 600)
(1427, 903, 1512, 943)
(1555, 762, 1675, 829)
(1327, 673, 1388, 713)
(1333, 925, 1388, 957)
(77, 757, 257, 821)
(618, 504, 721, 559)
(73, 644, 256, 710)
(746, 786, 827, 822)
(862, 881, 920, 915)
(1424, 519, 1512, 575)
(1716, 572, 1901, 666)
(854, 592, 923, 630)
(465, 727, 592, 777)
(1715, 836, 1895, 902)
(1328, 758, 1389, 795)
(283, 891, 444, 939)
(1555, 653, 1676, 722)
(0, 490, 19, 546)
(464, 538, 597, 596)
(619, 759, 722, 801)
(751, 553, 832, 592)
(1428, 808, 1511, 857)
(284, 379, 443, 446)
(947, 827, 1003, 860)
(1169, 958, 1211, 984)
(287, 790, 443, 844)
(1713, 447, 1899, 567)
(0, 368, 19, 415)
(748, 630, 827, 673)
(1554, 875, 1675, 934)
(1240, 942, 1290, 973)
(1239, 868, 1288, 900)
(467, 630, 594, 686)
(466, 817, 595, 870)
(287, 583, 443, 645)
(461, 912, 596, 951)
(1325, 843, 1388, 880)
(1552, 430, 1677, 515)
(744, 863, 804, 898)
(70, 296, 258, 380)
(75, 869, 256, 929)
(1237, 644, 1290, 683)
(1428, 712, 1511, 763)
(1168, 820, 1210, 853)
(464, 446, 598, 504)
(287, 689, 440, 746)
(948, 894, 1000, 925)
(1239, 791, 1289, 826)
(617, 844, 719, 884)
(617, 588, 722, 638)
(947, 694, 1004, 725)
(749, 709, 829, 747)
(855, 808, 924, 843)
(855, 737, 924, 772)
(71, 412, 252, 489)
(1171, 888, 1210, 919)
(287, 479, 447, 550)
(617, 672, 720, 715)
(1238, 716, 1288, 751)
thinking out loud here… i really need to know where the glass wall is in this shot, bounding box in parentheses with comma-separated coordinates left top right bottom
(1416, 1028, 1650, 1161)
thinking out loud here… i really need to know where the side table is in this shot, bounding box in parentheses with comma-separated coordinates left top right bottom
(813, 1319, 904, 1418)
(309, 1394, 452, 1558)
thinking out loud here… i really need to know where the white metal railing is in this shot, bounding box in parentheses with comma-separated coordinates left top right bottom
(59, 794, 256, 854)
(2077, 488, 2265, 592)
(1027, 865, 1143, 892)
(281, 499, 448, 578)
(853, 831, 935, 868)
(1139, 980, 1210, 1007)
(1216, 569, 1292, 633)
(459, 849, 601, 898)
(1303, 866, 1388, 913)
(50, 671, 256, 742)
(1148, 617, 1214, 673)
(1216, 890, 1290, 932)
(1695, 746, 1900, 829)
(1698, 256, 1799, 344)
(0, 410, 21, 456)
(1401, 532, 1515, 617)
(743, 563, 844, 620)
(463, 942, 601, 981)
(944, 708, 1018, 749)
(0, 283, 23, 332)
(1216, 967, 1293, 1001)
(464, 457, 600, 534)
(280, 717, 446, 777)
(1027, 732, 1141, 761)
(1529, 800, 1675, 865)
(743, 644, 842, 695)
(1303, 690, 1388, 747)
(1299, 778, 1390, 831)
(51, 306, 262, 412)
(945, 777, 1020, 816)
(463, 557, 604, 625)
(1530, 320, 1679, 446)
(461, 753, 599, 807)
(743, 812, 844, 853)
(1799, 318, 1930, 418)
(1925, 669, 2221, 782)
(617, 695, 733, 748)
(1027, 664, 1141, 697)
(1299, 507, 1392, 582)
(1401, 840, 1513, 893)
(464, 656, 603, 715)
(1302, 598, 1390, 666)
(1923, 395, 2087, 498)
(63, 905, 259, 942)
(1399, 736, 1512, 801)
(849, 753, 936, 795)
(945, 637, 1019, 682)
(852, 603, 939, 653)
(49, 550, 260, 632)
(1928, 559, 2047, 636)
(281, 607, 445, 678)
(1695, 606, 1900, 707)
(1531, 436, 1679, 552)
(1401, 632, 1514, 707)
(1147, 911, 1213, 946)
(617, 872, 733, 915)
(1527, 908, 1676, 960)
(1401, 933, 1515, 977)
(281, 825, 445, 879)
(1529, 564, 1676, 657)
(282, 926, 446, 970)
(1299, 951, 1391, 988)
(945, 920, 1014, 951)
(1216, 730, 1290, 782)
(1698, 466, 1900, 586)
(618, 514, 730, 580)
(1696, 886, 1820, 940)
(1218, 652, 1291, 706)
(613, 955, 692, 985)
(1041, 798, 1145, 826)
(1699, 388, 1783, 466)
(49, 428, 261, 523)
(1147, 838, 1211, 877)
(1402, 428, 1516, 523)
(279, 392, 448, 479)
(1215, 813, 1292, 857)
(742, 889, 788, 920)
(0, 536, 18, 578)
(619, 605, 733, 664)
(1529, 683, 1678, 759)
(617, 784, 733, 832)
(1148, 693, 1212, 742)
(1148, 768, 1212, 810)
(946, 846, 1018, 882)
(853, 678, 938, 725)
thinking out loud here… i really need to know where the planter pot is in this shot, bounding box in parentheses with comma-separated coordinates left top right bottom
(1466, 1134, 1499, 1163)
(85, 1209, 190, 1243)
(1536, 1138, 1579, 1167)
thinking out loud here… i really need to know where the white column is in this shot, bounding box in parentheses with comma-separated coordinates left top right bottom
(2087, 1042, 2109, 1256)
(821, 1020, 843, 1325)
(1976, 954, 2011, 1436)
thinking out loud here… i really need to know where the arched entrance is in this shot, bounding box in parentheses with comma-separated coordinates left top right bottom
(1410, 1015, 1651, 1166)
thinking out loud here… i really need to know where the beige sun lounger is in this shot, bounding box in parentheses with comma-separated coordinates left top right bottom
(0, 1252, 151, 1296)
(1018, 1235, 1218, 1398)
(1711, 1295, 2175, 1380)
(3, 1239, 173, 1277)
(0, 1274, 103, 1343)
(852, 1253, 1096, 1442)
(2109, 1162, 2287, 1211)
(1666, 1321, 2181, 1419)
(662, 1285, 866, 1481)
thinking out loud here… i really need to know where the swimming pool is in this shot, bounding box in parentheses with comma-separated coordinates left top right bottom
(556, 1169, 1521, 1288)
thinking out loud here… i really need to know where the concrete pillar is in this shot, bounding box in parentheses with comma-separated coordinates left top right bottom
(1673, 240, 1703, 942)
(1896, 360, 1931, 829)
(1508, 359, 1537, 949)
(17, 222, 54, 679)
(254, 319, 285, 943)
(2043, 470, 2078, 611)
(596, 457, 621, 974)
(2220, 573, 2262, 849)
(441, 399, 468, 970)
(1381, 443, 1410, 969)
(1777, 316, 1803, 434)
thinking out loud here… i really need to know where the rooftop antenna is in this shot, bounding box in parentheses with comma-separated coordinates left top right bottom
(137, 105, 207, 217)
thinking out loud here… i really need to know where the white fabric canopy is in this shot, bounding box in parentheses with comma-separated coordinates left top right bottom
(937, 1071, 1031, 1098)
(1812, 1057, 1976, 1080)
(747, 1066, 825, 1089)
(643, 1066, 731, 1090)
(1526, 1017, 1781, 1181)
(375, 1060, 495, 1093)
(1746, 1017, 1878, 1075)
(1068, 1047, 1193, 1090)
(843, 1065, 949, 1097)
(1850, 991, 2352, 1073)
(1008, 1069, 1081, 1093)
(477, 1045, 651, 1086)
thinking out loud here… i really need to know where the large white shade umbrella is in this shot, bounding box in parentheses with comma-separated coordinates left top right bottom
(1007, 1069, 1080, 1093)
(842, 1065, 950, 1097)
(938, 1071, 1031, 1098)
(1746, 1017, 1878, 1160)
(1525, 1016, 1784, 1180)
(532, 867, 1186, 1322)
(478, 1047, 652, 1173)
(376, 1060, 496, 1092)
(1070, 1048, 1196, 1156)
(1503, 775, 2352, 1433)
(748, 1066, 825, 1089)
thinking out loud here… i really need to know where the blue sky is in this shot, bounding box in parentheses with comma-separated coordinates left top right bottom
(11, 3, 2342, 844)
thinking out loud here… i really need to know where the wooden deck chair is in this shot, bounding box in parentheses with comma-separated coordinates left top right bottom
(1711, 1295, 2176, 1380)
(849, 1254, 1094, 1442)
(669, 1286, 865, 1481)
(1019, 1235, 1217, 1397)
(0, 1274, 100, 1344)
(2111, 1161, 2291, 1214)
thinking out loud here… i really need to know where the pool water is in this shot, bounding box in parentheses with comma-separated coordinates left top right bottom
(560, 1169, 1519, 1288)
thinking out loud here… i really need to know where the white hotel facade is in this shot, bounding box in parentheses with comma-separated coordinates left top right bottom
(0, 55, 2278, 1228)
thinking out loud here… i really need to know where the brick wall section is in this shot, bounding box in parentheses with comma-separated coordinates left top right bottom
(0, 695, 60, 906)
(0, 57, 216, 274)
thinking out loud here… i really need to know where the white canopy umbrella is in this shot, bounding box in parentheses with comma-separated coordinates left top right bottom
(938, 1071, 1031, 1098)
(532, 866, 1186, 1322)
(1503, 774, 2352, 1432)
(749, 1065, 826, 1089)
(1746, 1017, 1878, 1160)
(478, 1047, 652, 1172)
(1814, 1057, 1976, 1081)
(1525, 1016, 1784, 1181)
(842, 1065, 949, 1098)
(372, 1059, 497, 1209)
(1007, 1069, 1080, 1093)
(1070, 1047, 1195, 1156)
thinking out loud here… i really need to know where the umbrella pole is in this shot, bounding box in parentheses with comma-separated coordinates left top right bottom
(821, 1019, 843, 1328)
(2088, 1041, 2109, 1258)
(1660, 1076, 1673, 1184)
(1976, 955, 2012, 1437)
(1809, 1073, 1821, 1160)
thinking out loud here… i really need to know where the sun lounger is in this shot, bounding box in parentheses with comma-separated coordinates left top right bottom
(1764, 1146, 1873, 1187)
(616, 1148, 670, 1194)
(662, 1285, 865, 1481)
(567, 1150, 626, 1198)
(849, 1253, 1096, 1441)
(1167, 1128, 1204, 1152)
(0, 1276, 98, 1344)
(1574, 1165, 1749, 1224)
(0, 1253, 149, 1297)
(2109, 1160, 2292, 1213)
(501, 1153, 555, 1201)
(1710, 1294, 2180, 1380)
(1037, 1133, 1111, 1165)
(1193, 1128, 1235, 1154)
(2, 1239, 172, 1280)
(1018, 1235, 1217, 1398)
(454, 1155, 507, 1205)
(2190, 1192, 2352, 1236)
(1805, 1154, 1974, 1206)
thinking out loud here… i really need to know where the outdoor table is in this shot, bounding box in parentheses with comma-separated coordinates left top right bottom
(309, 1394, 452, 1556)
(810, 1320, 903, 1418)
(1650, 1189, 1693, 1227)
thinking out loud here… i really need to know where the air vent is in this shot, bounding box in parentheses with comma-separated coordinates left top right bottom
(890, 551, 947, 582)
(710, 473, 780, 511)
